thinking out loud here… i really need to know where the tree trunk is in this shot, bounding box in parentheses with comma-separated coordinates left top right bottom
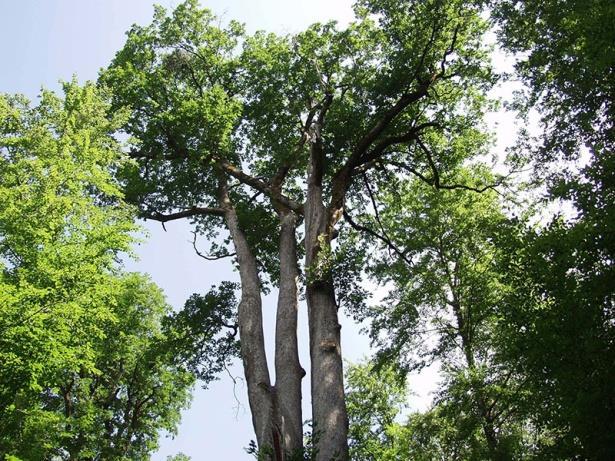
(219, 180, 279, 456)
(452, 300, 504, 461)
(304, 137, 349, 461)
(274, 211, 304, 458)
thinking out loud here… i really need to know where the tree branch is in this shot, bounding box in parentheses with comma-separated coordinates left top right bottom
(270, 117, 312, 192)
(388, 159, 506, 194)
(217, 157, 304, 214)
(190, 230, 236, 261)
(360, 121, 440, 167)
(343, 209, 413, 267)
(142, 206, 225, 223)
(348, 83, 432, 169)
(361, 172, 396, 260)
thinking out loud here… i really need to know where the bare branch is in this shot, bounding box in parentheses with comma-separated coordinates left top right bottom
(223, 363, 246, 419)
(361, 172, 396, 260)
(190, 231, 236, 261)
(440, 24, 460, 76)
(416, 137, 441, 186)
(387, 159, 507, 194)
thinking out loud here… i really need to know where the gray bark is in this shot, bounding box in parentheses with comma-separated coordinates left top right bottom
(304, 132, 349, 461)
(219, 180, 279, 455)
(274, 211, 304, 457)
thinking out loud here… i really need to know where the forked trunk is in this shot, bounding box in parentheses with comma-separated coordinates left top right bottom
(222, 179, 305, 460)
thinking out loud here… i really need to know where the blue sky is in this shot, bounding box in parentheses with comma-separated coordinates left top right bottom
(0, 1, 395, 459)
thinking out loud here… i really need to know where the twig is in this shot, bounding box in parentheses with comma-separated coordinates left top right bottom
(190, 231, 236, 261)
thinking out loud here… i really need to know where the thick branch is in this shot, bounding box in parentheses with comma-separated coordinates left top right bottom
(142, 206, 225, 223)
(361, 121, 440, 167)
(326, 122, 436, 233)
(129, 140, 304, 215)
(348, 83, 432, 169)
(330, 19, 462, 200)
(270, 122, 311, 191)
(326, 85, 437, 231)
(217, 157, 304, 214)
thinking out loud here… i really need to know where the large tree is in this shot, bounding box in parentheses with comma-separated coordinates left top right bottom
(100, 0, 495, 458)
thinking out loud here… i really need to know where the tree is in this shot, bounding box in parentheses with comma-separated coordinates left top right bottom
(493, 0, 614, 166)
(347, 168, 536, 460)
(0, 83, 227, 460)
(100, 4, 304, 457)
(496, 208, 615, 459)
(166, 454, 191, 461)
(492, 2, 615, 458)
(0, 82, 135, 456)
(346, 362, 409, 461)
(345, 360, 500, 461)
(100, 1, 495, 458)
(26, 274, 195, 461)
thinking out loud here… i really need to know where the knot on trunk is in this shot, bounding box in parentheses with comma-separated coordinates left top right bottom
(320, 340, 338, 352)
(258, 382, 273, 393)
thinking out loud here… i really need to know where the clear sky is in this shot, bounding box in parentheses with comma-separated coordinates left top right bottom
(1, 1, 518, 459)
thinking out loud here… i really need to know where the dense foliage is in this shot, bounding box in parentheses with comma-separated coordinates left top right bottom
(491, 1, 615, 459)
(0, 84, 234, 460)
(1, 0, 613, 459)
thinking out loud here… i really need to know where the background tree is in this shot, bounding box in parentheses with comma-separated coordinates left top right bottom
(492, 1, 615, 458)
(496, 203, 615, 459)
(166, 454, 191, 461)
(345, 359, 518, 461)
(345, 359, 504, 461)
(346, 361, 409, 461)
(346, 168, 536, 460)
(0, 83, 232, 460)
(493, 0, 614, 167)
(0, 82, 136, 456)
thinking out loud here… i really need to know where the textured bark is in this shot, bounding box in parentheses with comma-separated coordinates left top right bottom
(274, 211, 304, 457)
(219, 180, 278, 454)
(304, 132, 349, 461)
(305, 278, 348, 461)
